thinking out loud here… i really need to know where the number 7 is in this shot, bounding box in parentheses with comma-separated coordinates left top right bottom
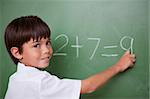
(88, 38, 101, 60)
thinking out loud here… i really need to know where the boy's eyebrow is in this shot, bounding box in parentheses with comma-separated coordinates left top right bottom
(32, 38, 51, 43)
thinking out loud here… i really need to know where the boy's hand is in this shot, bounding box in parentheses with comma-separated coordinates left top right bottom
(81, 50, 136, 94)
(115, 51, 136, 72)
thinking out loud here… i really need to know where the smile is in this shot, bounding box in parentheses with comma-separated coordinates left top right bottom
(41, 57, 50, 61)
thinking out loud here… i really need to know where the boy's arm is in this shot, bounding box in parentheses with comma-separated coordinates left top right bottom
(81, 51, 136, 94)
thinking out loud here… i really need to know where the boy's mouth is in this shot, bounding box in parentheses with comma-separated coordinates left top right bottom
(41, 56, 50, 61)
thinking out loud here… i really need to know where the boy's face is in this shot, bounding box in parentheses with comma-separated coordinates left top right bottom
(19, 37, 53, 68)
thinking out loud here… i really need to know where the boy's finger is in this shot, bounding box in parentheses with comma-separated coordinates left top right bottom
(124, 50, 130, 55)
(132, 58, 136, 62)
(130, 54, 136, 58)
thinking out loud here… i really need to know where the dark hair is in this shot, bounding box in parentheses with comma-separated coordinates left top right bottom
(4, 16, 51, 65)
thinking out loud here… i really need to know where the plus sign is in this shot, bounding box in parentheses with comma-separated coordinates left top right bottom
(71, 36, 83, 58)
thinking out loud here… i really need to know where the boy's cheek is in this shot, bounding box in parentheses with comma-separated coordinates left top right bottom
(50, 48, 53, 54)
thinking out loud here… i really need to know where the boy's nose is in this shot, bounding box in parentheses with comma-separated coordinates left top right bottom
(42, 46, 52, 54)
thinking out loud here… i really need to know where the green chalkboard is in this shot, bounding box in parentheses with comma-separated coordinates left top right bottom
(0, 0, 149, 99)
(0, 1, 2, 99)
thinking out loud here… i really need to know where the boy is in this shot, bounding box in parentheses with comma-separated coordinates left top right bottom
(4, 16, 136, 99)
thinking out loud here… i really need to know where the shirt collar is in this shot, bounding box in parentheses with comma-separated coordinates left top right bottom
(17, 62, 40, 73)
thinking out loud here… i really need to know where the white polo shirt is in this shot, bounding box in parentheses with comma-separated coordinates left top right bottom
(5, 63, 81, 99)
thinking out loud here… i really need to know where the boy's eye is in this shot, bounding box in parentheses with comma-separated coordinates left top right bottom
(46, 41, 51, 46)
(33, 43, 40, 48)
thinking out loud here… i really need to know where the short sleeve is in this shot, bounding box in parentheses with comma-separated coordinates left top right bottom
(40, 72, 81, 99)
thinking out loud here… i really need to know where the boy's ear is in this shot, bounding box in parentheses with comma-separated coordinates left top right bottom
(10, 47, 23, 60)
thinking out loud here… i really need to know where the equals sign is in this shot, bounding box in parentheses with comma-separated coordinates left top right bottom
(103, 45, 118, 49)
(101, 45, 118, 57)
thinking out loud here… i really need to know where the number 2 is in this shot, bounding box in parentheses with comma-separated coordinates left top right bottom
(53, 34, 69, 56)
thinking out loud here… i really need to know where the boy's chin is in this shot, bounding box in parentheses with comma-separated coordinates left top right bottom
(40, 64, 49, 68)
(37, 62, 49, 69)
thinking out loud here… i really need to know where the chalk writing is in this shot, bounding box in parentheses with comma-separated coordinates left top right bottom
(120, 36, 134, 54)
(53, 34, 134, 60)
(71, 36, 83, 58)
(53, 34, 69, 56)
(87, 38, 101, 60)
